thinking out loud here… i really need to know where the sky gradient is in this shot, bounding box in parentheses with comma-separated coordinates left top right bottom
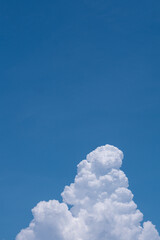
(0, 0, 160, 239)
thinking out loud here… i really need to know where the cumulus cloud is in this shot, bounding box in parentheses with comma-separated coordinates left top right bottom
(16, 144, 160, 240)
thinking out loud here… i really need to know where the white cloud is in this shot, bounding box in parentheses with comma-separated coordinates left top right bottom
(16, 144, 160, 240)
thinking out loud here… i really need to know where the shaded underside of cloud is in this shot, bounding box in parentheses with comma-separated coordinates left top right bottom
(16, 145, 160, 240)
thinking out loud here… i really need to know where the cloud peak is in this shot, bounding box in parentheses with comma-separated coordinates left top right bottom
(16, 144, 160, 240)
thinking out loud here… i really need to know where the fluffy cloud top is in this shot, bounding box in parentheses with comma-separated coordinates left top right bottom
(16, 145, 160, 240)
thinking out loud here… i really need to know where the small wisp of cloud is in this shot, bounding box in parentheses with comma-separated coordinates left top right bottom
(16, 144, 160, 240)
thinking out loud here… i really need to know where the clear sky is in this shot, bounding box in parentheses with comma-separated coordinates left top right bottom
(0, 0, 160, 239)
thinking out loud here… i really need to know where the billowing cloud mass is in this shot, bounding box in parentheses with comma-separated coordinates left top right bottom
(16, 145, 160, 240)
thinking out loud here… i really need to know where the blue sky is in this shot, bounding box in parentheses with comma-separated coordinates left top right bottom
(0, 0, 160, 239)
